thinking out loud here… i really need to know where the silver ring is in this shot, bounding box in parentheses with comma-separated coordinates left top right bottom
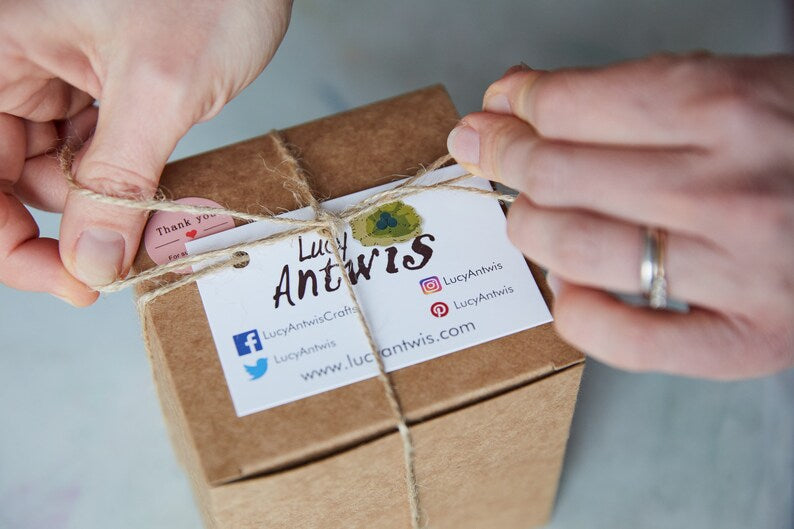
(640, 227, 668, 310)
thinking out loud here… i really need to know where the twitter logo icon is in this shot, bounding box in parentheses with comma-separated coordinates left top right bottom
(244, 358, 268, 380)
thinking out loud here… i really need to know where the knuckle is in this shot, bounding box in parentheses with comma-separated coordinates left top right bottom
(498, 133, 536, 189)
(78, 160, 158, 200)
(644, 52, 682, 71)
(686, 71, 770, 142)
(518, 72, 567, 133)
(658, 52, 728, 92)
(126, 57, 204, 119)
(136, 52, 198, 88)
(520, 143, 564, 205)
(708, 92, 763, 135)
(665, 52, 716, 80)
(478, 117, 514, 179)
(11, 84, 70, 121)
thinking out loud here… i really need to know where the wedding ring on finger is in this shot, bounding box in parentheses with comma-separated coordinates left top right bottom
(640, 227, 668, 310)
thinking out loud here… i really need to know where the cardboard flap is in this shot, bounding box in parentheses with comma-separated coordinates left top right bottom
(133, 86, 584, 485)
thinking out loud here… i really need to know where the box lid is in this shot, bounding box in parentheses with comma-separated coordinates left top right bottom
(133, 86, 584, 485)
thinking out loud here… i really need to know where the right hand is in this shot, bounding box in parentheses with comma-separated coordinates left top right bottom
(448, 54, 794, 379)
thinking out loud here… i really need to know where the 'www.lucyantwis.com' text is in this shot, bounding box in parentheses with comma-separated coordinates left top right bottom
(297, 321, 476, 381)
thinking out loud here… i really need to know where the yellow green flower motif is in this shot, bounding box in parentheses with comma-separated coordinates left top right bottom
(350, 200, 422, 246)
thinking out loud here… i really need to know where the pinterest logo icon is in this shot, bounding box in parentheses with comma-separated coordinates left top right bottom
(430, 302, 450, 318)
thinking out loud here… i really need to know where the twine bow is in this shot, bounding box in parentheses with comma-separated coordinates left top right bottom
(60, 132, 515, 528)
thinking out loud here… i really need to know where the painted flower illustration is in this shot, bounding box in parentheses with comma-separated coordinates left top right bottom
(350, 200, 422, 246)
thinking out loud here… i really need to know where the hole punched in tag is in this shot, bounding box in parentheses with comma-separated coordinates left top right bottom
(232, 251, 250, 269)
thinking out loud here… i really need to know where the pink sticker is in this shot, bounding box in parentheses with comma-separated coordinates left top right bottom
(143, 197, 235, 273)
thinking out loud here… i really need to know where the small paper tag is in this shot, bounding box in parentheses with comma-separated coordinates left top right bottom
(143, 197, 235, 272)
(187, 165, 552, 417)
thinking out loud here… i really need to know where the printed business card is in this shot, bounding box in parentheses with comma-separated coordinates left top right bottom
(187, 165, 552, 417)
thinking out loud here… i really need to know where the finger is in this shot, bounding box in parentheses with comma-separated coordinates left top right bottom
(0, 113, 26, 189)
(448, 112, 716, 237)
(23, 100, 97, 159)
(15, 139, 91, 213)
(506, 195, 735, 311)
(15, 106, 99, 212)
(0, 115, 96, 305)
(0, 193, 97, 305)
(551, 279, 786, 379)
(24, 121, 58, 158)
(57, 103, 99, 146)
(63, 87, 95, 118)
(481, 54, 715, 147)
(59, 76, 194, 287)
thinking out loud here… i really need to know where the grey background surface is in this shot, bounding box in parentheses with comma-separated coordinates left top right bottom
(1, 1, 792, 528)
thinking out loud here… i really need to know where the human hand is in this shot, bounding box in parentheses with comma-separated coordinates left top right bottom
(448, 54, 794, 379)
(0, 0, 292, 306)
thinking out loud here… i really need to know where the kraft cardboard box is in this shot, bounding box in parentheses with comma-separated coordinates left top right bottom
(133, 86, 585, 528)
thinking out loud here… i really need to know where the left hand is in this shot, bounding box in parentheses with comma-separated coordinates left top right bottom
(0, 0, 292, 306)
(447, 54, 794, 379)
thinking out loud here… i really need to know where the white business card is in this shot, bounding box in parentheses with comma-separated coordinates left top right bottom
(187, 165, 552, 417)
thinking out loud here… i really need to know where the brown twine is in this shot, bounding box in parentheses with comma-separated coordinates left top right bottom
(60, 133, 515, 529)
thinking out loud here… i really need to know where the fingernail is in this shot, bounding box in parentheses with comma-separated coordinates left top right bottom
(53, 294, 78, 307)
(547, 273, 562, 298)
(484, 93, 511, 114)
(447, 125, 480, 165)
(74, 228, 125, 287)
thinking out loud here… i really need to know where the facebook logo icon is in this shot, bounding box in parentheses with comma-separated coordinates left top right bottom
(233, 330, 262, 356)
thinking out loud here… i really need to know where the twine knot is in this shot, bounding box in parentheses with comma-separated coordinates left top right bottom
(315, 209, 346, 241)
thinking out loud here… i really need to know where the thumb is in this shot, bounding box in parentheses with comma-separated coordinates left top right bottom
(60, 80, 193, 287)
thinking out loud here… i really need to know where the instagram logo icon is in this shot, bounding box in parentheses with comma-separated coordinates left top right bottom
(419, 276, 442, 295)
